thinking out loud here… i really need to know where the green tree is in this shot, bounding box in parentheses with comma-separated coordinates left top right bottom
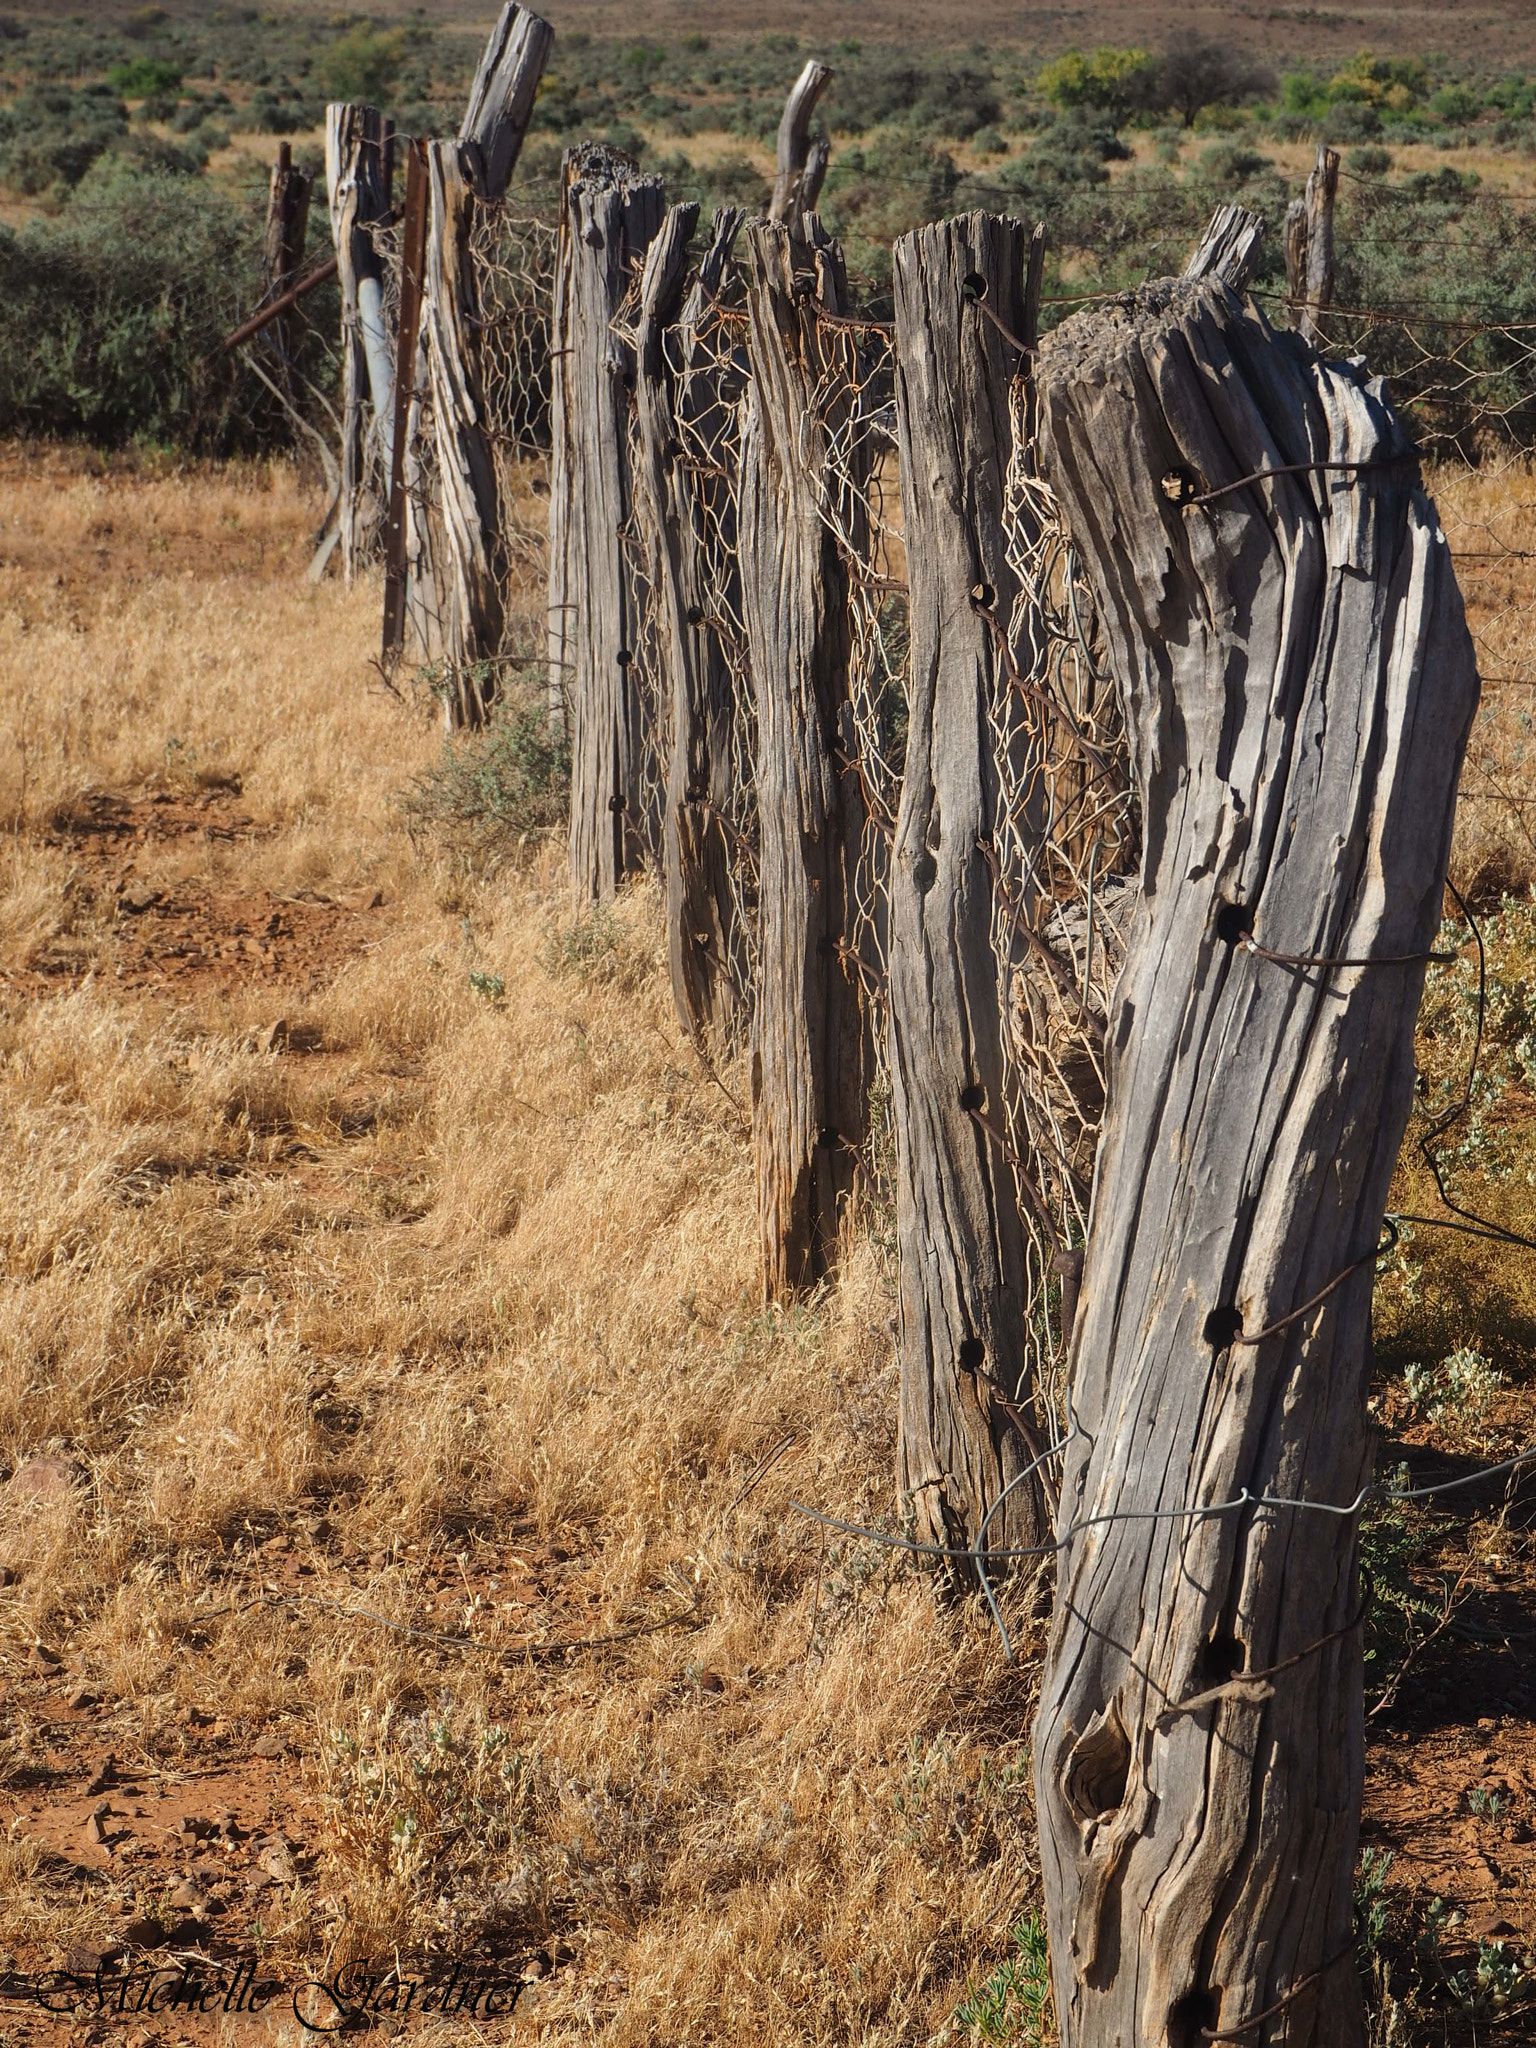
(318, 27, 404, 107)
(1037, 46, 1159, 126)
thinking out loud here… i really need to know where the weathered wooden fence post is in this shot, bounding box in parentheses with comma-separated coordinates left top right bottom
(1031, 276, 1477, 2047)
(628, 202, 754, 1041)
(769, 59, 832, 230)
(420, 3, 552, 727)
(325, 103, 394, 581)
(739, 214, 874, 1298)
(553, 144, 667, 897)
(886, 212, 1052, 1562)
(262, 140, 312, 384)
(1285, 142, 1339, 345)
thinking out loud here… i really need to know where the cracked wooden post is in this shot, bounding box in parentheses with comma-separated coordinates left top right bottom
(887, 212, 1052, 1562)
(325, 103, 393, 582)
(628, 203, 750, 1041)
(1031, 277, 1477, 2048)
(1285, 143, 1339, 345)
(421, 5, 552, 728)
(261, 140, 312, 389)
(553, 144, 667, 899)
(769, 59, 832, 231)
(739, 214, 874, 1300)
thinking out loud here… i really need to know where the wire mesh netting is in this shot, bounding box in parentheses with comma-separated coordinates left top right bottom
(991, 387, 1137, 1436)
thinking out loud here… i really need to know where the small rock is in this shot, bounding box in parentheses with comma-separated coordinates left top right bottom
(0, 1564, 15, 1587)
(122, 1917, 166, 1950)
(85, 1755, 115, 1795)
(218, 1811, 240, 1842)
(169, 1878, 211, 1921)
(68, 1684, 98, 1712)
(259, 1840, 297, 1885)
(84, 1808, 110, 1845)
(1474, 1912, 1518, 1939)
(251, 1731, 287, 1759)
(28, 1643, 61, 1675)
(66, 1942, 122, 1977)
(178, 1703, 214, 1728)
(1478, 1716, 1498, 1732)
(521, 1954, 549, 1981)
(117, 885, 162, 916)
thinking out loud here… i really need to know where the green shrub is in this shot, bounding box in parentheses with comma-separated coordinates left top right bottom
(0, 161, 331, 451)
(107, 56, 182, 98)
(317, 26, 404, 107)
(1038, 46, 1159, 126)
(397, 690, 571, 865)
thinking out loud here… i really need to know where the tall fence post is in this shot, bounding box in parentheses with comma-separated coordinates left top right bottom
(739, 214, 874, 1299)
(1031, 275, 1477, 2048)
(325, 103, 393, 582)
(262, 140, 312, 389)
(886, 211, 1052, 1564)
(552, 144, 667, 899)
(419, 4, 552, 726)
(1286, 142, 1339, 344)
(627, 204, 749, 1042)
(769, 58, 832, 231)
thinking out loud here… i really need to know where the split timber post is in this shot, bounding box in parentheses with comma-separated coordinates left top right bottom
(325, 103, 394, 582)
(261, 140, 312, 384)
(769, 58, 832, 230)
(739, 214, 875, 1300)
(1285, 142, 1340, 345)
(421, 2, 553, 728)
(1030, 278, 1477, 2046)
(886, 212, 1052, 1563)
(628, 203, 750, 1041)
(552, 144, 667, 898)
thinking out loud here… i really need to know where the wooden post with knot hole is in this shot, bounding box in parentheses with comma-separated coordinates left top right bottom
(1028, 261, 1477, 2045)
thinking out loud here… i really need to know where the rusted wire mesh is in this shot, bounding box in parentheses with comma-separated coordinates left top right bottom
(991, 386, 1137, 1433)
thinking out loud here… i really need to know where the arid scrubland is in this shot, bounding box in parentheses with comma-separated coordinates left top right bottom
(1, 450, 1536, 2043)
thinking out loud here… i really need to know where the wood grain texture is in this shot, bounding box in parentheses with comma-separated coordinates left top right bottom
(769, 60, 833, 230)
(1031, 277, 1478, 2048)
(740, 214, 873, 1299)
(423, 141, 503, 729)
(324, 103, 391, 584)
(261, 140, 312, 379)
(1286, 145, 1339, 344)
(887, 212, 1051, 1562)
(626, 204, 750, 1042)
(458, 2, 553, 203)
(552, 145, 667, 901)
(1183, 203, 1264, 289)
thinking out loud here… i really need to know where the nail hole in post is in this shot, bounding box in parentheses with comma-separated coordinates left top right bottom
(1203, 1305, 1245, 1351)
(685, 605, 704, 626)
(616, 647, 632, 668)
(959, 1337, 985, 1371)
(962, 270, 989, 304)
(816, 1127, 839, 1151)
(959, 1083, 986, 1112)
(608, 794, 627, 815)
(1214, 899, 1254, 947)
(971, 580, 997, 609)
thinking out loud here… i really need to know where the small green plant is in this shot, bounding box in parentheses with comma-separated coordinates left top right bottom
(1468, 1785, 1504, 1820)
(1402, 1345, 1503, 1428)
(467, 970, 505, 1004)
(539, 904, 636, 987)
(953, 1915, 1054, 2044)
(396, 690, 570, 865)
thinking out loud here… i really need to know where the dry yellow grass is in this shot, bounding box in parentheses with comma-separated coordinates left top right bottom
(0, 449, 1045, 2043)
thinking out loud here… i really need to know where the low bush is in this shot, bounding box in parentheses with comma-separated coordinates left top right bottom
(397, 686, 571, 867)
